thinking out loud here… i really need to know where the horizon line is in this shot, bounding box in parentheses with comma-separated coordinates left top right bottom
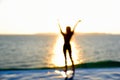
(0, 32, 120, 35)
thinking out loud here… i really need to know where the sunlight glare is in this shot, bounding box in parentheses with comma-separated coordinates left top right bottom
(51, 35, 81, 67)
(55, 70, 73, 78)
(55, 70, 66, 77)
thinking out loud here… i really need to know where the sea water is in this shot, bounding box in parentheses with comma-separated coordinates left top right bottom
(0, 34, 57, 69)
(0, 34, 120, 80)
(0, 34, 120, 69)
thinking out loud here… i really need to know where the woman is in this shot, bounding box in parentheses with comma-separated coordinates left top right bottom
(58, 20, 81, 73)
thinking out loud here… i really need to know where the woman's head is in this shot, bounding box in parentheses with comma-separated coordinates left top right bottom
(66, 26, 71, 33)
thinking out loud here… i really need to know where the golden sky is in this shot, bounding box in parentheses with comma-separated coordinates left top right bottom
(0, 0, 120, 34)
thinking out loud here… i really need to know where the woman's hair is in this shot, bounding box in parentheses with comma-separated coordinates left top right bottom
(66, 26, 71, 33)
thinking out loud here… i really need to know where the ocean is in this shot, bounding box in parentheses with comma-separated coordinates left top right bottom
(0, 34, 120, 80)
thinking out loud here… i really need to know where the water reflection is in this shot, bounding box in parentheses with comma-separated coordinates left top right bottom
(51, 35, 83, 67)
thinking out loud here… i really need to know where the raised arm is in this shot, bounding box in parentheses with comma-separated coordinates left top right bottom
(73, 20, 81, 32)
(58, 20, 64, 34)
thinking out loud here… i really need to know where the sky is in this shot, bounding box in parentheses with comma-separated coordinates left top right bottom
(0, 0, 120, 34)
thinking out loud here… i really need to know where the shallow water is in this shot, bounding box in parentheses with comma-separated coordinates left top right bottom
(0, 68, 120, 80)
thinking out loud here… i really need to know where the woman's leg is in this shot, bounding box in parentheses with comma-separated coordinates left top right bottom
(63, 45, 67, 72)
(68, 45, 75, 72)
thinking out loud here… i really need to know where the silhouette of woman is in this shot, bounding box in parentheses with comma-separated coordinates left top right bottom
(58, 20, 81, 73)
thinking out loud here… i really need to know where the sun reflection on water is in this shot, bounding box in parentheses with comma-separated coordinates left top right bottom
(51, 35, 83, 67)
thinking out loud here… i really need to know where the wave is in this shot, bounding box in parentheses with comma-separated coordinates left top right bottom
(75, 60, 120, 68)
(0, 60, 120, 71)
